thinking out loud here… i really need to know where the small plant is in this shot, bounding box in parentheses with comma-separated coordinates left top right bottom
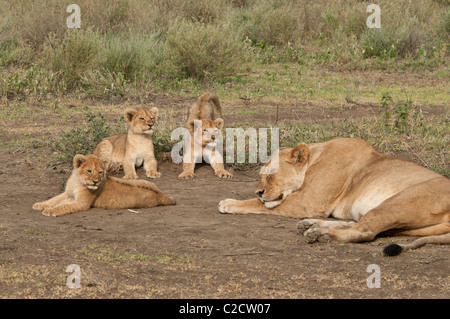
(393, 97, 414, 130)
(51, 107, 121, 164)
(381, 91, 393, 127)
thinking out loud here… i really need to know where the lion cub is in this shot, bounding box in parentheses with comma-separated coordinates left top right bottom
(93, 107, 161, 179)
(178, 92, 232, 179)
(32, 154, 175, 217)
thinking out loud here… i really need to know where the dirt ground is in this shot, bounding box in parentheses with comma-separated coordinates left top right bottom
(0, 98, 449, 299)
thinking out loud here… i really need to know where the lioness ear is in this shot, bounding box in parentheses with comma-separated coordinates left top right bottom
(150, 107, 159, 122)
(124, 108, 136, 124)
(73, 154, 86, 168)
(289, 143, 309, 165)
(214, 118, 224, 130)
(187, 119, 196, 133)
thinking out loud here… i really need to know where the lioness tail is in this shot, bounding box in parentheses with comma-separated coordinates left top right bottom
(383, 232, 450, 256)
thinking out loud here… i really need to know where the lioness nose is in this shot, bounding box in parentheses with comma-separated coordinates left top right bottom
(211, 135, 216, 140)
(256, 190, 264, 197)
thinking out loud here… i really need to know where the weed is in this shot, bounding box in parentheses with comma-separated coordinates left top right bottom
(51, 107, 122, 163)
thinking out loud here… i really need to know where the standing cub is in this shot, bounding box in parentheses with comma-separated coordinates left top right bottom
(32, 154, 175, 217)
(93, 107, 161, 179)
(178, 92, 233, 179)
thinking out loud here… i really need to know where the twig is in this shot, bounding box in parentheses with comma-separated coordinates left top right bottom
(232, 191, 247, 199)
(402, 142, 428, 167)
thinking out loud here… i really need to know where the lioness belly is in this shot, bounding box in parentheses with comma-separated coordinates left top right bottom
(331, 189, 398, 221)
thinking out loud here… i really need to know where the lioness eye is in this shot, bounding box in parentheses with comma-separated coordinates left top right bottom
(99, 171, 103, 175)
(140, 117, 145, 121)
(87, 170, 92, 174)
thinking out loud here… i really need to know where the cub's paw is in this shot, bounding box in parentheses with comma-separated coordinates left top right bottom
(123, 173, 138, 180)
(215, 170, 233, 179)
(32, 202, 48, 211)
(303, 227, 330, 244)
(42, 208, 59, 217)
(218, 199, 241, 214)
(146, 170, 162, 179)
(178, 171, 195, 179)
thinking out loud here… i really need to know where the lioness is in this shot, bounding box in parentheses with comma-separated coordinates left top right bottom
(33, 154, 175, 217)
(178, 92, 233, 179)
(93, 107, 161, 179)
(218, 138, 450, 255)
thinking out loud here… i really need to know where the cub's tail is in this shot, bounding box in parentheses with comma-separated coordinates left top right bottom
(197, 92, 222, 119)
(383, 232, 450, 256)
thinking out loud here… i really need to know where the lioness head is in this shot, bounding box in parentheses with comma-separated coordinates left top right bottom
(125, 107, 159, 135)
(187, 118, 224, 147)
(256, 143, 310, 209)
(73, 154, 106, 190)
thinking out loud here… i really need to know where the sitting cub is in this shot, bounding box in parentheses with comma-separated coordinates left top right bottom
(178, 92, 233, 180)
(93, 107, 161, 179)
(32, 154, 175, 217)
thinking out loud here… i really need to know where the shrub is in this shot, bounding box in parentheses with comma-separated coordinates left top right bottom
(233, 1, 303, 46)
(361, 29, 396, 59)
(165, 19, 249, 80)
(51, 107, 123, 163)
(41, 28, 104, 89)
(0, 65, 62, 99)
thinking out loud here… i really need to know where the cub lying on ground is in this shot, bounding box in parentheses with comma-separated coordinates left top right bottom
(178, 92, 232, 179)
(93, 107, 161, 179)
(218, 138, 450, 255)
(33, 154, 175, 217)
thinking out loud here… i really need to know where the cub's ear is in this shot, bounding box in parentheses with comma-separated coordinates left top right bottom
(124, 107, 136, 124)
(288, 143, 309, 165)
(187, 119, 196, 133)
(214, 118, 224, 130)
(73, 154, 86, 168)
(150, 107, 159, 122)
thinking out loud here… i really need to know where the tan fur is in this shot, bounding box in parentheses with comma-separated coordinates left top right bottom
(219, 138, 450, 251)
(93, 107, 160, 179)
(178, 92, 232, 179)
(32, 154, 175, 217)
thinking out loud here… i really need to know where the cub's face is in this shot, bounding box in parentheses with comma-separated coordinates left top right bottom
(73, 154, 106, 190)
(188, 118, 224, 147)
(255, 143, 310, 209)
(125, 107, 159, 135)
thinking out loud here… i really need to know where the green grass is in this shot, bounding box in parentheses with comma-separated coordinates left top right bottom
(0, 0, 448, 100)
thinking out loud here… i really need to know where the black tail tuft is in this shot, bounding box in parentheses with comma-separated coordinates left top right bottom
(382, 243, 403, 256)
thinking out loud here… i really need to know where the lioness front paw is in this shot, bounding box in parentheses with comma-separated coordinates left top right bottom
(178, 171, 195, 179)
(303, 227, 330, 243)
(218, 199, 241, 214)
(215, 170, 233, 179)
(296, 219, 320, 233)
(146, 170, 161, 179)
